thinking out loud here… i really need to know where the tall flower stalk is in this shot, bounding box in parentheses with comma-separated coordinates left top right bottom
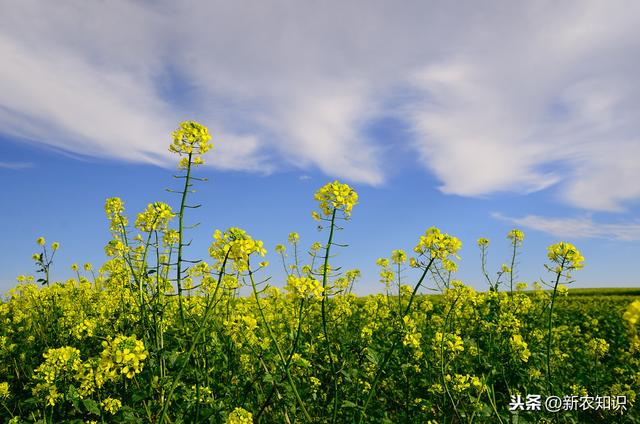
(543, 242, 584, 392)
(168, 121, 213, 328)
(312, 181, 358, 423)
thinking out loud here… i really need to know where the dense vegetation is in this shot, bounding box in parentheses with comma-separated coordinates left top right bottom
(1, 122, 638, 423)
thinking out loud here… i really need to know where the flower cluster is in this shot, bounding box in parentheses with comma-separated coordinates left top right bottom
(434, 332, 465, 356)
(547, 242, 584, 275)
(507, 229, 525, 245)
(284, 275, 324, 299)
(391, 249, 407, 265)
(623, 300, 640, 327)
(169, 121, 213, 168)
(623, 300, 640, 350)
(134, 202, 175, 232)
(587, 338, 610, 358)
(105, 197, 127, 231)
(444, 374, 484, 393)
(510, 334, 531, 362)
(209, 228, 266, 272)
(0, 382, 9, 399)
(32, 347, 83, 406)
(101, 397, 122, 415)
(227, 407, 253, 424)
(413, 227, 461, 271)
(100, 335, 148, 379)
(402, 315, 423, 359)
(312, 181, 358, 219)
(477, 237, 489, 247)
(376, 258, 394, 289)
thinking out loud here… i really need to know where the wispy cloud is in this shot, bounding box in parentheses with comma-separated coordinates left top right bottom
(493, 212, 640, 241)
(0, 161, 33, 170)
(406, 2, 640, 211)
(0, 1, 639, 208)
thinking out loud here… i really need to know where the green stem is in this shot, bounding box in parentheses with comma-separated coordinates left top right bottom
(175, 151, 194, 328)
(509, 241, 517, 295)
(358, 258, 434, 423)
(248, 262, 312, 422)
(440, 292, 464, 423)
(158, 252, 227, 423)
(321, 208, 339, 423)
(545, 258, 565, 393)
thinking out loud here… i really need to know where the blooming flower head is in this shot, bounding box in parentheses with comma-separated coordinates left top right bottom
(391, 249, 407, 265)
(209, 228, 266, 272)
(284, 275, 324, 299)
(345, 269, 361, 282)
(313, 181, 358, 219)
(105, 197, 128, 231)
(507, 229, 525, 246)
(227, 407, 253, 424)
(623, 300, 640, 326)
(36, 237, 45, 246)
(288, 232, 299, 245)
(477, 238, 489, 247)
(413, 227, 461, 271)
(0, 382, 9, 399)
(587, 338, 609, 358)
(510, 334, 531, 362)
(100, 335, 148, 379)
(516, 282, 528, 291)
(51, 242, 60, 251)
(32, 346, 84, 406)
(135, 202, 175, 232)
(101, 397, 122, 415)
(169, 121, 213, 169)
(547, 242, 584, 274)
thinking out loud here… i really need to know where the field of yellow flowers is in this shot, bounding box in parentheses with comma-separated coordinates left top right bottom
(1, 121, 639, 423)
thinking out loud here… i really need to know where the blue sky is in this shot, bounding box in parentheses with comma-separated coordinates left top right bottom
(1, 1, 639, 294)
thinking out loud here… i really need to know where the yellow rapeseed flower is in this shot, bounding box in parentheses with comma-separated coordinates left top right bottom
(547, 242, 584, 271)
(288, 232, 299, 244)
(477, 237, 489, 247)
(227, 407, 253, 424)
(391, 249, 407, 265)
(0, 382, 9, 399)
(135, 202, 175, 232)
(209, 228, 266, 272)
(169, 121, 213, 168)
(623, 300, 640, 326)
(101, 397, 122, 414)
(507, 229, 525, 245)
(314, 181, 358, 218)
(284, 275, 324, 299)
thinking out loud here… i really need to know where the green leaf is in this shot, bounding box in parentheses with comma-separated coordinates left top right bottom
(366, 347, 379, 366)
(132, 389, 148, 402)
(82, 398, 101, 415)
(342, 400, 358, 408)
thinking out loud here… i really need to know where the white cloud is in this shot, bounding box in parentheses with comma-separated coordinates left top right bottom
(0, 1, 639, 208)
(406, 2, 640, 211)
(493, 213, 640, 241)
(0, 161, 33, 170)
